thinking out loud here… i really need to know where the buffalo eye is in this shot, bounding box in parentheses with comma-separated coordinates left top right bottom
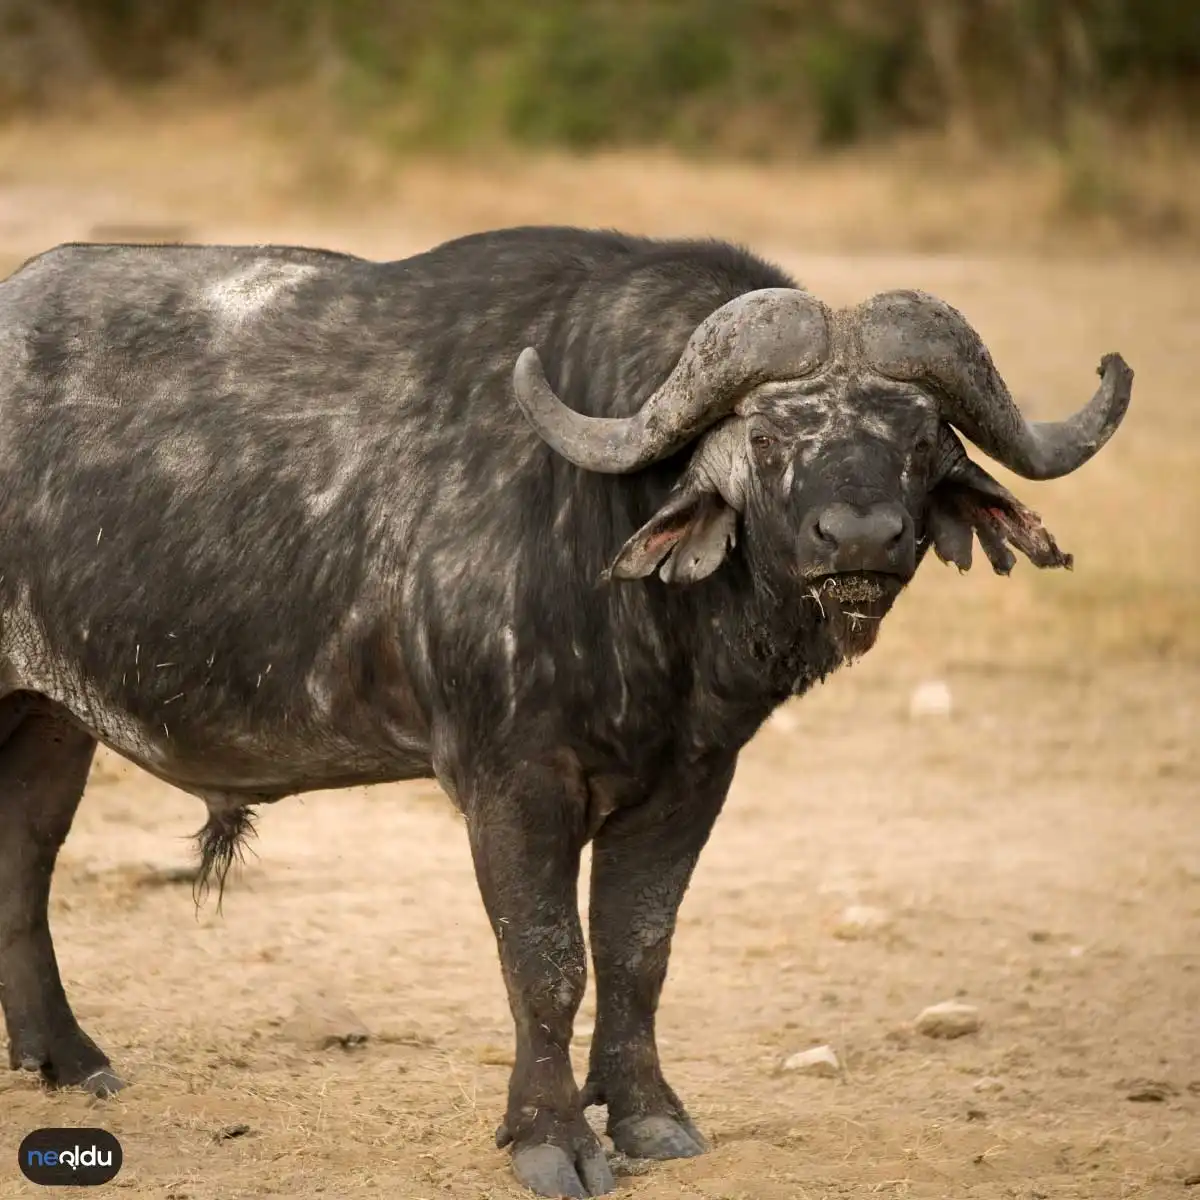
(751, 433, 776, 452)
(913, 432, 936, 457)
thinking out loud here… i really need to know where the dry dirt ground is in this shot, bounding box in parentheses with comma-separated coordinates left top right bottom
(0, 113, 1198, 1198)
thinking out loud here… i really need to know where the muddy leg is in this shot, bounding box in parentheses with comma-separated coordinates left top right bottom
(0, 698, 122, 1096)
(582, 761, 734, 1160)
(469, 767, 614, 1199)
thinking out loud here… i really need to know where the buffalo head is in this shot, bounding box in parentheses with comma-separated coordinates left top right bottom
(511, 287, 1133, 656)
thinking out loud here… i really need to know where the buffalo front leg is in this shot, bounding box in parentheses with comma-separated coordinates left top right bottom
(468, 772, 615, 1199)
(582, 763, 734, 1160)
(0, 699, 123, 1096)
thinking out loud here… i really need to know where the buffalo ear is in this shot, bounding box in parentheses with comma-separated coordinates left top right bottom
(928, 456, 1072, 576)
(607, 489, 738, 584)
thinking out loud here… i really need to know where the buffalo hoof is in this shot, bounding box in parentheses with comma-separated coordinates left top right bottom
(512, 1143, 615, 1198)
(10, 1039, 125, 1096)
(609, 1113, 708, 1160)
(505, 1125, 615, 1199)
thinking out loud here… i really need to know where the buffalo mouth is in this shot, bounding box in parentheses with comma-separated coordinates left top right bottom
(803, 570, 905, 659)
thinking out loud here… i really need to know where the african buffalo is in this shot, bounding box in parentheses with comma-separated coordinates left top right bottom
(0, 227, 1131, 1196)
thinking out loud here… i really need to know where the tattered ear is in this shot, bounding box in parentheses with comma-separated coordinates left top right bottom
(607, 488, 739, 584)
(928, 457, 1073, 576)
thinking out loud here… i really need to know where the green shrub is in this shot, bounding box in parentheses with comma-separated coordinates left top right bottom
(8, 0, 1196, 153)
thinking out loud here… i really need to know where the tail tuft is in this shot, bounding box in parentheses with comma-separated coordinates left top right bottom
(193, 805, 258, 913)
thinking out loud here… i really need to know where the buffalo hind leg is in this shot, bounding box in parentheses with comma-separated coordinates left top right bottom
(582, 763, 733, 1160)
(0, 697, 122, 1096)
(467, 767, 615, 1199)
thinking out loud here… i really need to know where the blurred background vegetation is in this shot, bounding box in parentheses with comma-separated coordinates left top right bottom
(2, 0, 1196, 156)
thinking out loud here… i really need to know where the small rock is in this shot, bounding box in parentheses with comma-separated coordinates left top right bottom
(284, 996, 371, 1051)
(973, 1075, 1005, 1093)
(909, 680, 953, 719)
(212, 1123, 251, 1143)
(915, 1001, 981, 1039)
(781, 1044, 841, 1077)
(965, 1107, 987, 1121)
(1125, 1079, 1176, 1103)
(1182, 1172, 1200, 1187)
(833, 905, 891, 940)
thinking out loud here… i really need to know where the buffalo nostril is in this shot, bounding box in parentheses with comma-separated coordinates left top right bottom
(813, 513, 841, 548)
(880, 514, 906, 546)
